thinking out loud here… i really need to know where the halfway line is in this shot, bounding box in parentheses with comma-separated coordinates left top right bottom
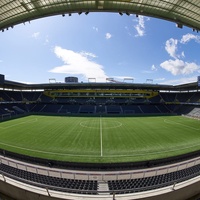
(100, 116, 103, 157)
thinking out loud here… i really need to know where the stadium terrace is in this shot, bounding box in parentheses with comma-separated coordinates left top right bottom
(1, 0, 200, 199)
(0, 74, 200, 200)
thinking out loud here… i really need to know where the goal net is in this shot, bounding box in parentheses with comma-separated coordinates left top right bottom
(1, 113, 11, 120)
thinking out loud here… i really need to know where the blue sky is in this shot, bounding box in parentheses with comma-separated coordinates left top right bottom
(0, 12, 200, 85)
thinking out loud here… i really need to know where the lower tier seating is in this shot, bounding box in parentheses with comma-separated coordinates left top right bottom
(1, 161, 200, 194)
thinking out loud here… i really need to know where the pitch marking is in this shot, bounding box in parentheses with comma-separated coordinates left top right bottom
(0, 118, 38, 129)
(164, 119, 200, 131)
(1, 140, 200, 159)
(100, 117, 103, 157)
(0, 141, 100, 157)
(80, 120, 122, 129)
(1, 116, 200, 160)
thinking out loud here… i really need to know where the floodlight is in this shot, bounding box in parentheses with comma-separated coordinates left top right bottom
(119, 12, 123, 16)
(126, 12, 130, 16)
(85, 11, 89, 15)
(62, 14, 65, 17)
(78, 12, 82, 15)
(69, 13, 71, 16)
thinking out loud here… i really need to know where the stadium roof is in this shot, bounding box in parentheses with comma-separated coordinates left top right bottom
(0, 79, 199, 92)
(0, 0, 200, 32)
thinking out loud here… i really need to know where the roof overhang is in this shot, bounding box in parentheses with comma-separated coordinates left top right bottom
(1, 0, 200, 32)
(0, 79, 199, 92)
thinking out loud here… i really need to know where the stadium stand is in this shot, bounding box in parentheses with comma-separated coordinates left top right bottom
(106, 105, 122, 114)
(186, 108, 200, 118)
(1, 0, 200, 198)
(0, 90, 200, 116)
(79, 105, 95, 113)
(1, 158, 200, 195)
(108, 163, 200, 194)
(0, 80, 200, 200)
(0, 163, 98, 195)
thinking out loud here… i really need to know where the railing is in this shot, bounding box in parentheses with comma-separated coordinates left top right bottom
(1, 155, 200, 195)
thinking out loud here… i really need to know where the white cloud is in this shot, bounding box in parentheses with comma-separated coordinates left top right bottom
(44, 35, 49, 44)
(125, 26, 132, 36)
(154, 78, 165, 81)
(49, 46, 108, 82)
(113, 76, 134, 79)
(160, 76, 198, 85)
(165, 34, 200, 60)
(161, 34, 200, 76)
(142, 65, 158, 74)
(31, 32, 40, 39)
(15, 80, 34, 84)
(105, 33, 112, 39)
(160, 59, 200, 75)
(181, 51, 185, 58)
(151, 64, 157, 71)
(142, 70, 153, 74)
(180, 33, 200, 44)
(107, 76, 134, 83)
(165, 38, 178, 59)
(134, 16, 150, 37)
(113, 76, 134, 80)
(80, 51, 97, 58)
(93, 27, 98, 32)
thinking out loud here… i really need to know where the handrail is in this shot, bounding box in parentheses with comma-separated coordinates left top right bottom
(1, 155, 200, 195)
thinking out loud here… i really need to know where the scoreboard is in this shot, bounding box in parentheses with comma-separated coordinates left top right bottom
(197, 76, 200, 87)
(198, 76, 200, 87)
(0, 74, 5, 84)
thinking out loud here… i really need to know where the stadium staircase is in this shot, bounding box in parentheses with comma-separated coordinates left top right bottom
(39, 104, 47, 112)
(12, 106, 26, 113)
(155, 105, 162, 113)
(187, 108, 200, 118)
(138, 106, 144, 113)
(1, 160, 200, 195)
(97, 181, 109, 195)
(57, 105, 63, 113)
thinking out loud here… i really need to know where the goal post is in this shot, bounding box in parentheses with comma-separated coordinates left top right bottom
(1, 113, 11, 121)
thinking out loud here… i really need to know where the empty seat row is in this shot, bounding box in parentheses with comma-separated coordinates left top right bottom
(0, 163, 98, 194)
(108, 163, 200, 194)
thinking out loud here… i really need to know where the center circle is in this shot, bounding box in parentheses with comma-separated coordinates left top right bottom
(80, 119, 122, 129)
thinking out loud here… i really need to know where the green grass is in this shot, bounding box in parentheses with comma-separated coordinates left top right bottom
(0, 115, 200, 163)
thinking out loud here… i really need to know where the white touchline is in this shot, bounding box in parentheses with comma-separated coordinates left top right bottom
(100, 116, 103, 157)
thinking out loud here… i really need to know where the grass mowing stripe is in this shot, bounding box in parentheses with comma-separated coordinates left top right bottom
(0, 115, 200, 163)
(164, 118, 200, 130)
(0, 118, 38, 129)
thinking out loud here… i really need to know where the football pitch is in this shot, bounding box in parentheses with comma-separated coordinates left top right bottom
(0, 115, 200, 163)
